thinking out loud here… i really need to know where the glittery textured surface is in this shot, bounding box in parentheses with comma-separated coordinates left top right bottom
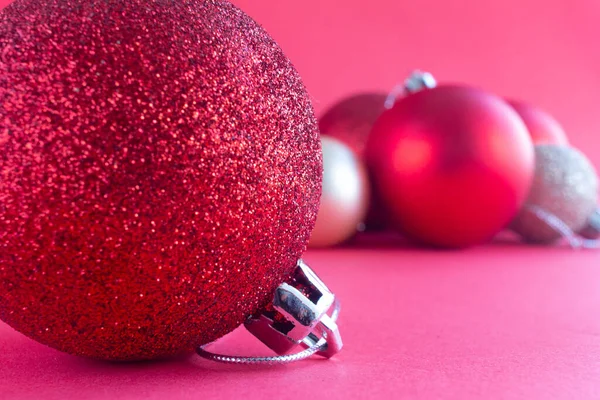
(0, 0, 321, 360)
(512, 145, 598, 243)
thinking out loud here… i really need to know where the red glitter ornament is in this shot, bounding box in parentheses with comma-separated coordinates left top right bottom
(366, 85, 535, 248)
(0, 0, 321, 360)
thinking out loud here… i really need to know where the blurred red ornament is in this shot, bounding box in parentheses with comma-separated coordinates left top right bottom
(0, 0, 321, 360)
(319, 93, 388, 157)
(507, 100, 569, 145)
(309, 136, 369, 248)
(319, 93, 388, 230)
(366, 85, 535, 248)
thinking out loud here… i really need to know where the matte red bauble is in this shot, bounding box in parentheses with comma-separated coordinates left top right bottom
(507, 100, 569, 145)
(366, 85, 535, 248)
(0, 0, 321, 360)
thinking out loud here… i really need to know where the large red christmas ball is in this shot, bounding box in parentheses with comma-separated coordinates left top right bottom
(366, 86, 535, 248)
(0, 0, 321, 360)
(507, 100, 569, 145)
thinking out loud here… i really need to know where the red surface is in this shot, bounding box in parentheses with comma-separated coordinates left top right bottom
(2, 240, 600, 399)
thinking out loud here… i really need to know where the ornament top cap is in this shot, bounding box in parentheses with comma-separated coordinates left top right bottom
(244, 260, 343, 359)
(384, 70, 437, 109)
(404, 70, 437, 94)
(197, 260, 342, 364)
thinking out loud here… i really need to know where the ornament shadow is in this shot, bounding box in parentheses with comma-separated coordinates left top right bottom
(323, 232, 416, 250)
(310, 231, 536, 250)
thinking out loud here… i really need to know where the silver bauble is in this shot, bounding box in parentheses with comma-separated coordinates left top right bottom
(512, 145, 598, 243)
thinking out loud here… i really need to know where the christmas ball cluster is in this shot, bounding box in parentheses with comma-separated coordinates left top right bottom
(313, 73, 599, 248)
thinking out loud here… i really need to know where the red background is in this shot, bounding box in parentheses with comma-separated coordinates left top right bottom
(233, 0, 600, 165)
(3, 0, 600, 399)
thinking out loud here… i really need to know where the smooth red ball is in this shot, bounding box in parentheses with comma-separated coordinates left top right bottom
(507, 100, 569, 145)
(366, 86, 535, 248)
(0, 0, 321, 360)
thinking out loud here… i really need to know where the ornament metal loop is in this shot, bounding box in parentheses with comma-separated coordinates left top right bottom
(245, 259, 342, 358)
(197, 260, 343, 364)
(384, 70, 437, 109)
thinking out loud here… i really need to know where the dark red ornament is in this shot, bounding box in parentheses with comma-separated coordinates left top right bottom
(507, 100, 569, 145)
(0, 0, 321, 360)
(366, 85, 535, 248)
(319, 93, 388, 157)
(319, 93, 388, 230)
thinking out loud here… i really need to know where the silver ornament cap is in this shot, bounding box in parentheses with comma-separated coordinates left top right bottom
(244, 260, 342, 358)
(385, 70, 438, 109)
(197, 260, 342, 364)
(403, 70, 438, 94)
